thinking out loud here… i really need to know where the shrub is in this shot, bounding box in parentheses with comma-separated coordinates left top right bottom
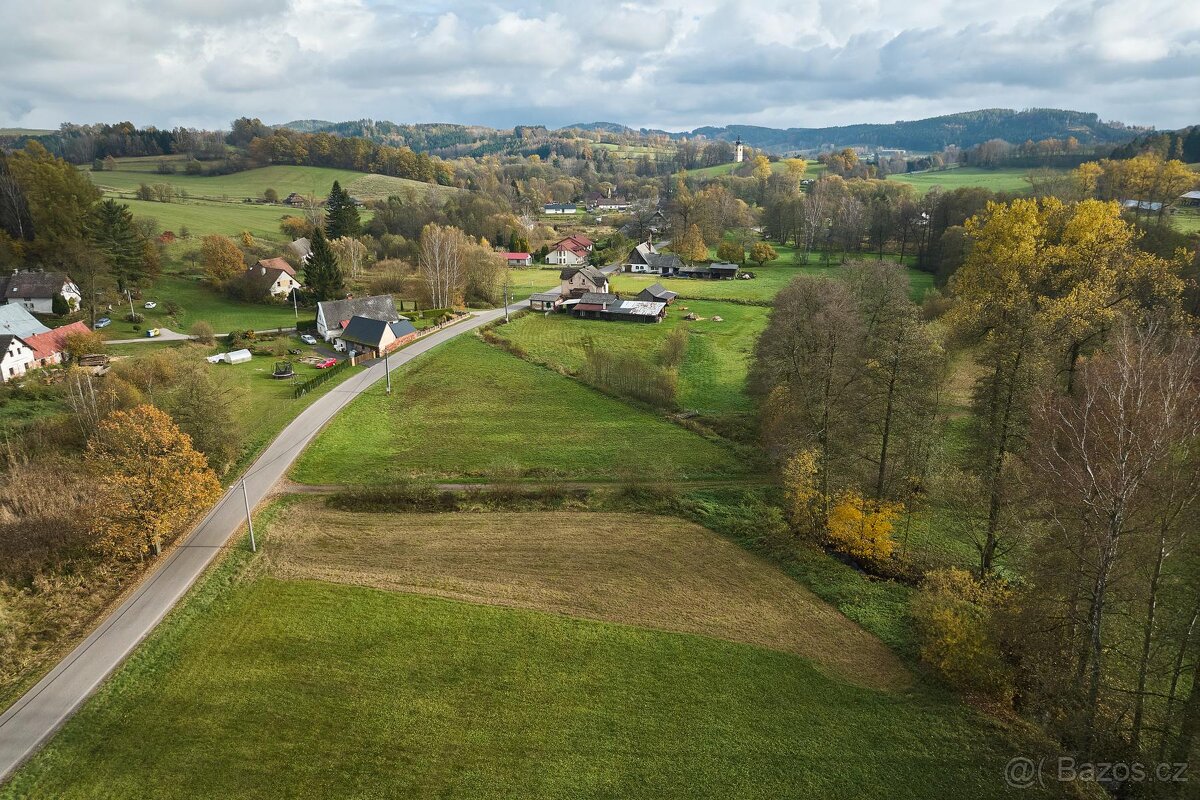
(163, 300, 182, 318)
(825, 490, 901, 564)
(190, 321, 215, 345)
(659, 326, 689, 368)
(52, 293, 70, 316)
(911, 568, 1013, 699)
(124, 312, 144, 324)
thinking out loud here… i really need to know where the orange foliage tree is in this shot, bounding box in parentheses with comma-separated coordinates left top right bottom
(86, 404, 222, 559)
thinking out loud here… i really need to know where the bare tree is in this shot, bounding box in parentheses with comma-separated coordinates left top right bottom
(418, 224, 467, 309)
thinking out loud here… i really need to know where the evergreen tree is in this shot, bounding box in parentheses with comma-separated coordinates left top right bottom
(304, 228, 344, 301)
(88, 199, 150, 291)
(324, 181, 361, 239)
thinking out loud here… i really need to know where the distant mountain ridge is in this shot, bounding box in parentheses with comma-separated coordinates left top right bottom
(277, 109, 1154, 156)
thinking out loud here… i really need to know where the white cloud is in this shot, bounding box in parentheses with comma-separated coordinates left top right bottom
(0, 0, 1195, 131)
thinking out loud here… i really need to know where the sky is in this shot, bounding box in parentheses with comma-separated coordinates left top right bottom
(1, 0, 1197, 133)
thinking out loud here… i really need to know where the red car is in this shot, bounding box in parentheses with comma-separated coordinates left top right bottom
(316, 358, 338, 369)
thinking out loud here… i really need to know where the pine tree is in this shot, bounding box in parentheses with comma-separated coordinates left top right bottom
(88, 199, 149, 292)
(324, 181, 361, 239)
(304, 228, 344, 301)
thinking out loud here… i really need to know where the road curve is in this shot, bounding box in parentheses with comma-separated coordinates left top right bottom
(0, 304, 518, 783)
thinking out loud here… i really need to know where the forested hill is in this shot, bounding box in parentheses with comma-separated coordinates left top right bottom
(689, 109, 1145, 153)
(1111, 124, 1200, 162)
(280, 109, 1145, 156)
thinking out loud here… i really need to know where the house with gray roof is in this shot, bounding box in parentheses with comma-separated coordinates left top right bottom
(559, 266, 610, 298)
(316, 295, 401, 341)
(637, 283, 677, 304)
(337, 315, 419, 359)
(0, 270, 81, 315)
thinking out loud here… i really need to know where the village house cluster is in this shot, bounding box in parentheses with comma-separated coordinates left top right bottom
(0, 270, 91, 382)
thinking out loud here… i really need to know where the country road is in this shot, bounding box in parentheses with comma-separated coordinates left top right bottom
(0, 303, 521, 783)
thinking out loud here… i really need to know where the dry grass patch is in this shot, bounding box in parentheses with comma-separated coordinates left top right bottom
(264, 503, 911, 691)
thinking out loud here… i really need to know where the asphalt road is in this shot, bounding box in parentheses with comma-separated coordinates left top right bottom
(0, 304, 519, 783)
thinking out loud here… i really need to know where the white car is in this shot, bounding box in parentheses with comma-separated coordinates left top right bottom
(300, 334, 317, 345)
(144, 301, 157, 309)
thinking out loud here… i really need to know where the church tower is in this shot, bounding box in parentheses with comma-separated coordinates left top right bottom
(734, 136, 744, 163)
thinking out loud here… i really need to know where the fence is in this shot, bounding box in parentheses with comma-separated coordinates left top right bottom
(293, 358, 352, 398)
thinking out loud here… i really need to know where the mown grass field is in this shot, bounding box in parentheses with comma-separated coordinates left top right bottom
(265, 504, 909, 689)
(290, 335, 751, 483)
(496, 300, 766, 418)
(886, 166, 1036, 196)
(3, 502, 1049, 799)
(106, 196, 300, 240)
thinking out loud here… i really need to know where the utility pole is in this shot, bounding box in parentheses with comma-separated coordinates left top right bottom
(126, 289, 135, 317)
(241, 479, 256, 552)
(292, 288, 298, 320)
(384, 346, 392, 395)
(504, 278, 511, 323)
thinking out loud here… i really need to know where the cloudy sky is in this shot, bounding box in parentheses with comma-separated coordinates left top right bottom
(1, 0, 1197, 133)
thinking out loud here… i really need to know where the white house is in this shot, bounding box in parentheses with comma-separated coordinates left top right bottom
(315, 295, 402, 341)
(544, 235, 594, 267)
(248, 258, 303, 297)
(0, 334, 35, 382)
(543, 203, 578, 215)
(501, 252, 533, 266)
(559, 266, 610, 297)
(0, 270, 81, 315)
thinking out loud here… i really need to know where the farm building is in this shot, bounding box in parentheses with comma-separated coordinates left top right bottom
(247, 258, 303, 298)
(570, 292, 666, 323)
(589, 197, 632, 212)
(679, 262, 739, 280)
(0, 270, 81, 315)
(1121, 199, 1164, 213)
(543, 203, 578, 215)
(0, 334, 35, 382)
(501, 252, 533, 266)
(1178, 191, 1200, 207)
(338, 316, 419, 359)
(636, 283, 677, 304)
(559, 266, 610, 297)
(23, 320, 92, 368)
(529, 292, 564, 311)
(625, 241, 684, 275)
(316, 295, 402, 342)
(0, 305, 51, 339)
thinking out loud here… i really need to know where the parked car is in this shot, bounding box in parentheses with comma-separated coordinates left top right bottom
(144, 301, 157, 309)
(145, 328, 161, 338)
(94, 317, 111, 329)
(300, 334, 317, 345)
(316, 357, 338, 369)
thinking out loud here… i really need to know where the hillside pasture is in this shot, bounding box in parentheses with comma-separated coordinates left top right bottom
(290, 335, 751, 483)
(105, 197, 302, 240)
(886, 166, 1036, 195)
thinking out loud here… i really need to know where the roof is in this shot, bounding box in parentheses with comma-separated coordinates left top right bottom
(390, 319, 418, 339)
(0, 305, 51, 338)
(1181, 191, 1200, 200)
(608, 300, 666, 317)
(500, 252, 531, 260)
(529, 292, 562, 302)
(23, 321, 91, 361)
(287, 238, 312, 259)
(556, 234, 593, 249)
(579, 292, 619, 305)
(256, 257, 296, 276)
(339, 316, 393, 348)
(0, 271, 72, 300)
(318, 295, 400, 328)
(597, 263, 623, 276)
(643, 252, 683, 271)
(559, 266, 609, 285)
(710, 261, 739, 271)
(0, 334, 29, 356)
(543, 203, 577, 211)
(637, 283, 677, 302)
(1121, 199, 1164, 211)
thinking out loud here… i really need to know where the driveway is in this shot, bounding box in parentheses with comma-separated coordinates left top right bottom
(105, 326, 298, 345)
(0, 304, 521, 782)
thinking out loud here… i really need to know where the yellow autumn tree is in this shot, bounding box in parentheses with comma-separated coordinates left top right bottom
(825, 489, 901, 563)
(671, 223, 709, 264)
(910, 568, 1013, 699)
(86, 404, 222, 559)
(782, 449, 822, 534)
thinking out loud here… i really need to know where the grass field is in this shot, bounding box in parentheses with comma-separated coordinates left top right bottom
(886, 166, 1036, 196)
(610, 249, 934, 303)
(1173, 207, 1200, 234)
(496, 299, 766, 418)
(106, 196, 301, 240)
(290, 335, 751, 483)
(265, 504, 909, 689)
(3, 502, 1049, 799)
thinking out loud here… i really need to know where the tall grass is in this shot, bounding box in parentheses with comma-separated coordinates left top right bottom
(579, 338, 678, 409)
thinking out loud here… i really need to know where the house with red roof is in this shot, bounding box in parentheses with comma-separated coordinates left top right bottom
(23, 321, 92, 369)
(246, 257, 303, 298)
(545, 235, 594, 267)
(500, 252, 532, 266)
